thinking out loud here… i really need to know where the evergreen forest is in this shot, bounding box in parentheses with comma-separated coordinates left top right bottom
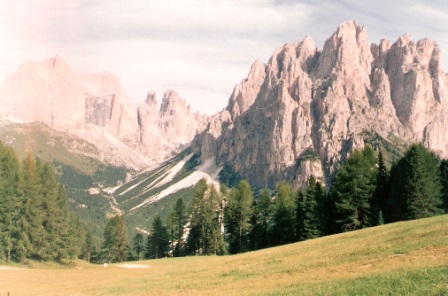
(2, 141, 448, 264)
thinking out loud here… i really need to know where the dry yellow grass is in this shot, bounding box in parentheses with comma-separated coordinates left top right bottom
(1, 215, 448, 295)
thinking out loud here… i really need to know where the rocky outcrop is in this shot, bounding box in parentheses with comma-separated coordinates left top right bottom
(193, 21, 448, 188)
(0, 56, 209, 169)
(138, 90, 209, 162)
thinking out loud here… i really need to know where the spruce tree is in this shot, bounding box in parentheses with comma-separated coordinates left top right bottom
(187, 179, 226, 255)
(145, 215, 169, 259)
(387, 144, 443, 221)
(440, 159, 448, 212)
(271, 182, 296, 245)
(166, 209, 177, 256)
(102, 215, 127, 263)
(296, 176, 323, 241)
(0, 143, 21, 262)
(370, 149, 390, 226)
(19, 154, 43, 261)
(251, 189, 272, 249)
(330, 146, 377, 232)
(224, 180, 254, 254)
(132, 233, 145, 260)
(188, 178, 208, 254)
(83, 231, 94, 263)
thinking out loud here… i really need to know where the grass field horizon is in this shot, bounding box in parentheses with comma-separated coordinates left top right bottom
(1, 214, 448, 295)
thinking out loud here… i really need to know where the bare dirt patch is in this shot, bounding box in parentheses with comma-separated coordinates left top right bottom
(0, 266, 21, 270)
(116, 264, 150, 269)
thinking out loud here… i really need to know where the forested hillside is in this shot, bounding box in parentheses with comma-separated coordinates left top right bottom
(122, 144, 448, 261)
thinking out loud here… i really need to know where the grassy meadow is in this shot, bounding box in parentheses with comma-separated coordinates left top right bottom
(1, 214, 448, 295)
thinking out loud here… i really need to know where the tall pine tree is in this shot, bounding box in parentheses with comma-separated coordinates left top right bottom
(440, 159, 448, 212)
(250, 189, 272, 250)
(224, 180, 254, 254)
(270, 182, 296, 245)
(0, 143, 21, 263)
(187, 179, 226, 255)
(101, 215, 127, 263)
(370, 149, 390, 226)
(146, 215, 169, 259)
(296, 176, 324, 241)
(387, 144, 443, 221)
(330, 146, 377, 232)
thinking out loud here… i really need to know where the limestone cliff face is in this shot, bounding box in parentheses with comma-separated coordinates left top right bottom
(0, 57, 208, 169)
(193, 21, 448, 188)
(137, 90, 208, 162)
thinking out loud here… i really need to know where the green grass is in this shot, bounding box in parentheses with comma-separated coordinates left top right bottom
(2, 214, 448, 295)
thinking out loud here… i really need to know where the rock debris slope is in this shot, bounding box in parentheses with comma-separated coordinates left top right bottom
(193, 21, 448, 188)
(0, 56, 208, 169)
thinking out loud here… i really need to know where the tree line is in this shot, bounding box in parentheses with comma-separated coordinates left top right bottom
(0, 143, 83, 263)
(104, 143, 448, 261)
(7, 140, 443, 264)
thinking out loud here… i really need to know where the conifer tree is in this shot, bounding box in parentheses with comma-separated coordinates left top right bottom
(225, 180, 254, 253)
(387, 144, 443, 221)
(19, 154, 44, 261)
(102, 215, 127, 263)
(82, 231, 94, 263)
(296, 176, 324, 241)
(440, 159, 448, 212)
(330, 146, 377, 232)
(271, 182, 296, 245)
(370, 149, 390, 226)
(166, 209, 177, 256)
(145, 215, 169, 259)
(0, 143, 21, 262)
(166, 197, 187, 256)
(132, 233, 145, 260)
(187, 179, 226, 255)
(251, 189, 272, 249)
(174, 197, 187, 256)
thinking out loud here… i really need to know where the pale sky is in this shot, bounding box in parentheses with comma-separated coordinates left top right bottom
(0, 0, 447, 114)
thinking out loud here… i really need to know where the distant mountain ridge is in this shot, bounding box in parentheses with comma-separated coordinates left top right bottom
(0, 56, 209, 169)
(192, 21, 448, 188)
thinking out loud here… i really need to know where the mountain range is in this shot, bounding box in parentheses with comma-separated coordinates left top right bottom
(1, 20, 448, 233)
(0, 56, 208, 170)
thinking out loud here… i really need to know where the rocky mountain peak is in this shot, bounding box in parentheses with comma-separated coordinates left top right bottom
(227, 59, 267, 119)
(160, 90, 191, 115)
(145, 91, 158, 104)
(193, 21, 448, 189)
(316, 20, 372, 79)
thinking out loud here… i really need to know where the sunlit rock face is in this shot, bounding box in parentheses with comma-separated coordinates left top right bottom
(193, 21, 448, 188)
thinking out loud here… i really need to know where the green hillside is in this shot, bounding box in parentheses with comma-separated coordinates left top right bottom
(2, 215, 447, 295)
(0, 122, 103, 174)
(0, 122, 129, 241)
(0, 122, 202, 242)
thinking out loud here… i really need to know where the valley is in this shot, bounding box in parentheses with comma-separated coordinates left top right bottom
(0, 19, 447, 295)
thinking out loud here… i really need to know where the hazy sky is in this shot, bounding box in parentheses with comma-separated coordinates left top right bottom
(1, 0, 447, 114)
